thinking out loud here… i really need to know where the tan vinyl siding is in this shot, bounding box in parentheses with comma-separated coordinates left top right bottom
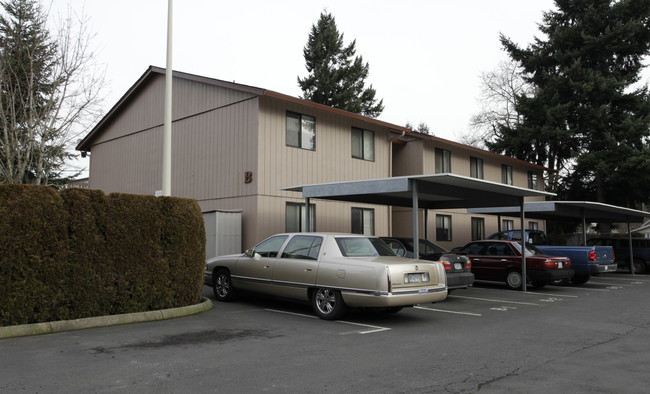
(257, 97, 391, 197)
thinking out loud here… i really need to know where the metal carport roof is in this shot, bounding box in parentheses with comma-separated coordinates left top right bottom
(284, 173, 554, 291)
(467, 201, 648, 223)
(284, 173, 553, 210)
(467, 201, 650, 274)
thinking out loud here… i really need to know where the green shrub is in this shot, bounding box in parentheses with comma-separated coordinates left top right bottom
(0, 185, 206, 326)
(0, 185, 69, 325)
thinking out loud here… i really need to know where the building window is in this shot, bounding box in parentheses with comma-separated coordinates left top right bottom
(502, 165, 513, 185)
(286, 111, 315, 150)
(351, 207, 374, 235)
(435, 148, 451, 173)
(470, 157, 484, 179)
(436, 214, 452, 242)
(529, 222, 539, 230)
(528, 171, 538, 190)
(502, 219, 514, 231)
(351, 127, 375, 161)
(471, 217, 485, 241)
(286, 202, 316, 232)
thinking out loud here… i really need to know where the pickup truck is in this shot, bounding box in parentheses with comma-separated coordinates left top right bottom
(487, 230, 616, 284)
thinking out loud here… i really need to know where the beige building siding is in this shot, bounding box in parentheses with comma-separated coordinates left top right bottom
(258, 97, 392, 197)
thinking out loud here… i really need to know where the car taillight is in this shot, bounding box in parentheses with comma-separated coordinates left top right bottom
(465, 259, 471, 270)
(589, 250, 597, 262)
(441, 261, 452, 270)
(566, 259, 571, 267)
(544, 260, 558, 268)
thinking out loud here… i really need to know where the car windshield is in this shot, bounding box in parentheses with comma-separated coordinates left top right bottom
(511, 242, 544, 256)
(336, 237, 397, 257)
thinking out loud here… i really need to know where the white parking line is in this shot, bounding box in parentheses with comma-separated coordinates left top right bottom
(587, 281, 635, 286)
(265, 309, 391, 334)
(449, 295, 540, 306)
(414, 306, 482, 316)
(519, 291, 578, 298)
(337, 320, 391, 334)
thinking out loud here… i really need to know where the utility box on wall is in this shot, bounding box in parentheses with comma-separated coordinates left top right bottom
(203, 210, 242, 259)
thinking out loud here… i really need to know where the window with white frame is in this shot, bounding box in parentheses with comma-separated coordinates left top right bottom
(471, 217, 485, 241)
(470, 157, 484, 179)
(286, 111, 315, 150)
(286, 202, 316, 232)
(435, 148, 451, 173)
(351, 127, 375, 161)
(528, 171, 539, 190)
(436, 214, 452, 242)
(502, 165, 513, 185)
(351, 207, 375, 235)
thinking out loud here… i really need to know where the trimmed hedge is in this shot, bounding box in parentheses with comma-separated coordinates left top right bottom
(0, 185, 206, 326)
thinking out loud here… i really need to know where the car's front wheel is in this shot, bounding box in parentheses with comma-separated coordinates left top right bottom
(311, 288, 347, 320)
(213, 268, 235, 302)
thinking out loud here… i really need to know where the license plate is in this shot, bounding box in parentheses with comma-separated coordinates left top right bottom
(454, 263, 462, 270)
(558, 262, 563, 268)
(408, 273, 423, 283)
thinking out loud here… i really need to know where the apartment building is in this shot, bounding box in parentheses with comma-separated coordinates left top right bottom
(76, 66, 548, 250)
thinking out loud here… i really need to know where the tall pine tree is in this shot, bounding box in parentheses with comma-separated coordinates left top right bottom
(488, 0, 650, 209)
(298, 11, 384, 118)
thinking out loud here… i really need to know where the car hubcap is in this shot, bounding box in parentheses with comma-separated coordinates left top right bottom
(216, 274, 229, 297)
(316, 289, 335, 314)
(508, 273, 521, 288)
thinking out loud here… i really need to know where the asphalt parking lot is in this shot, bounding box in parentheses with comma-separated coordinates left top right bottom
(2, 272, 649, 393)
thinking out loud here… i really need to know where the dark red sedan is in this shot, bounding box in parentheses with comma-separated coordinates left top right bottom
(454, 240, 574, 289)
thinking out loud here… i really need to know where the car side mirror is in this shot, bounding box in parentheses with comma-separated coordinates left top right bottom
(245, 249, 254, 258)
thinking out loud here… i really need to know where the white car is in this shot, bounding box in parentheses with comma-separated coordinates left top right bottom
(204, 233, 448, 320)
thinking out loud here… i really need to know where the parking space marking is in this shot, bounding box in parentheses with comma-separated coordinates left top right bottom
(587, 281, 633, 287)
(414, 306, 482, 317)
(265, 309, 391, 334)
(448, 295, 540, 306)
(519, 291, 578, 298)
(337, 321, 391, 335)
(265, 309, 317, 319)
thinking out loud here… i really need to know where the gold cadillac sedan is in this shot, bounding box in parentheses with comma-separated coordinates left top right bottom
(204, 233, 448, 320)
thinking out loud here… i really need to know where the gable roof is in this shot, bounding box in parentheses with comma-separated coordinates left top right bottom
(75, 66, 549, 172)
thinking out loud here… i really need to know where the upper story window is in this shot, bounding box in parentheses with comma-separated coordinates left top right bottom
(502, 165, 513, 185)
(286, 111, 315, 150)
(470, 157, 484, 179)
(528, 171, 539, 190)
(351, 127, 375, 161)
(435, 148, 451, 173)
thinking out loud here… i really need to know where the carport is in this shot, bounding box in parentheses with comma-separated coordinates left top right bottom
(467, 201, 650, 274)
(284, 173, 553, 291)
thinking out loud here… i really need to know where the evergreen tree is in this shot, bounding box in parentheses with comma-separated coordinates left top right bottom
(298, 11, 384, 118)
(488, 0, 650, 209)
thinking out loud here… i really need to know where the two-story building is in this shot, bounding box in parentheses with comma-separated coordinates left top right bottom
(76, 66, 548, 250)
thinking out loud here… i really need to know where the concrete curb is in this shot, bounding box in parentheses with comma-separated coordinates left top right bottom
(0, 297, 213, 339)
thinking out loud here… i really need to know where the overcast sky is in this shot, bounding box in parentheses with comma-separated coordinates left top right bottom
(47, 0, 648, 177)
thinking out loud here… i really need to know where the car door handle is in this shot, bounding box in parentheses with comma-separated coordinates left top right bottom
(264, 265, 271, 269)
(501, 259, 508, 262)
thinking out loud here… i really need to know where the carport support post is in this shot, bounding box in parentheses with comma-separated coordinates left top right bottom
(520, 197, 527, 291)
(628, 220, 634, 274)
(412, 180, 419, 258)
(304, 197, 310, 232)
